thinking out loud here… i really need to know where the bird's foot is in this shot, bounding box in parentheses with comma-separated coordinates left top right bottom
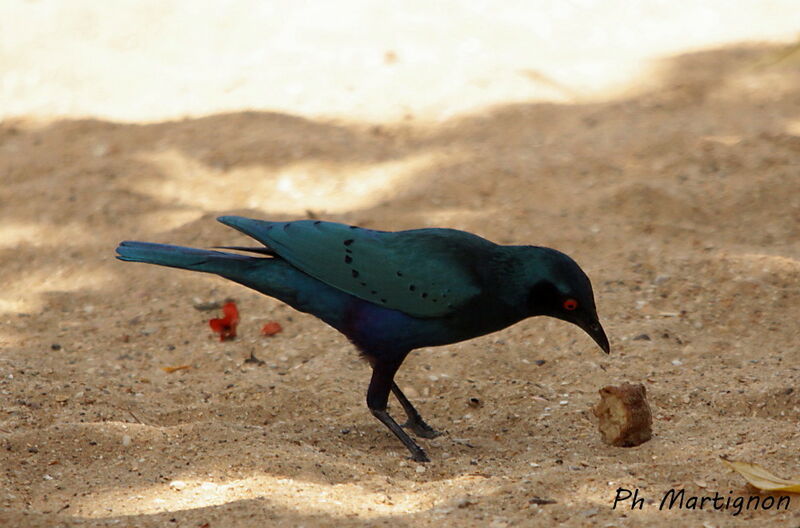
(402, 419, 443, 439)
(410, 448, 430, 463)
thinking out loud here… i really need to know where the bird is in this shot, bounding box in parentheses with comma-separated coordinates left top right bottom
(116, 216, 609, 462)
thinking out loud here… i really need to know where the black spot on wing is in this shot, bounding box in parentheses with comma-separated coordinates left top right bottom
(343, 239, 354, 246)
(352, 269, 359, 278)
(344, 255, 352, 264)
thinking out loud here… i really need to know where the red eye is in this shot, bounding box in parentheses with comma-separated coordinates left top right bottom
(563, 298, 578, 311)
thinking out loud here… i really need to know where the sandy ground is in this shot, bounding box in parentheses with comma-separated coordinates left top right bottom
(2, 2, 800, 527)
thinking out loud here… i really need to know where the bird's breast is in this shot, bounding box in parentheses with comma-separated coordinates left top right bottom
(339, 296, 526, 359)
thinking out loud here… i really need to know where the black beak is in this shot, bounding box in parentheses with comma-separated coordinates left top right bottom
(578, 318, 610, 354)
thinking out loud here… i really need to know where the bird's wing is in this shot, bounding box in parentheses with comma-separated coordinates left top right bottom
(218, 216, 489, 317)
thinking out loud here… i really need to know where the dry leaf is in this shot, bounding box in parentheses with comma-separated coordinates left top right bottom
(209, 301, 239, 341)
(261, 322, 283, 336)
(720, 456, 800, 492)
(161, 365, 190, 373)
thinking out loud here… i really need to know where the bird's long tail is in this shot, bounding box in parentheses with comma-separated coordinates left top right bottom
(116, 241, 259, 276)
(116, 240, 357, 332)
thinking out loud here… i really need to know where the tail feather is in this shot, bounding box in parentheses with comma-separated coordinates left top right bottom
(116, 241, 259, 275)
(212, 245, 277, 256)
(116, 240, 354, 330)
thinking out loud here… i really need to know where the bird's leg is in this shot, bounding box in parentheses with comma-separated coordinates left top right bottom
(367, 362, 430, 462)
(391, 382, 442, 439)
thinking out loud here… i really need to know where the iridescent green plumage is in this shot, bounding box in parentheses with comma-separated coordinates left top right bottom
(219, 216, 488, 318)
(117, 215, 609, 462)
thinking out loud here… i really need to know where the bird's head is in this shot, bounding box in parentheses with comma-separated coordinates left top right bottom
(520, 247, 610, 354)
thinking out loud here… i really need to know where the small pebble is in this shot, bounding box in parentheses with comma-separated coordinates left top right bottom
(456, 496, 474, 508)
(415, 465, 426, 474)
(121, 435, 132, 446)
(671, 359, 683, 366)
(529, 496, 557, 505)
(169, 480, 187, 491)
(92, 143, 109, 157)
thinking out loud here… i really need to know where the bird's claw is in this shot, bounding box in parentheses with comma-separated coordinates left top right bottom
(402, 420, 443, 439)
(410, 449, 430, 463)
